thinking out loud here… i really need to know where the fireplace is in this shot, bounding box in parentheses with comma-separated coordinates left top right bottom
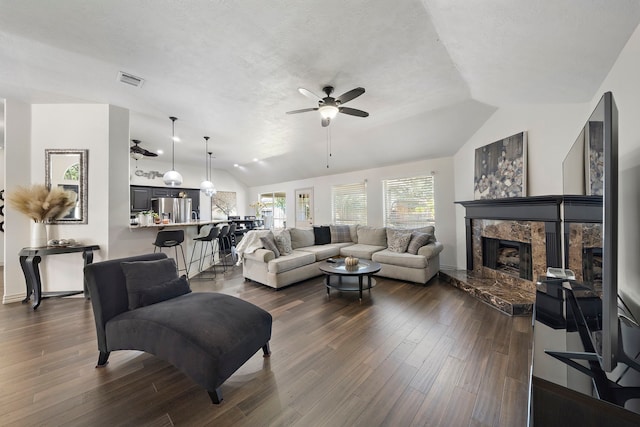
(482, 237, 533, 281)
(456, 196, 563, 296)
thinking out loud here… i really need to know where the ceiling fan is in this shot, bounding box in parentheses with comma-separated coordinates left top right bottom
(286, 86, 369, 127)
(130, 139, 158, 159)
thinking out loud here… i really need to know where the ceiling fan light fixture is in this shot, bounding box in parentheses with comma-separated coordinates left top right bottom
(163, 116, 183, 186)
(319, 104, 339, 120)
(131, 151, 144, 160)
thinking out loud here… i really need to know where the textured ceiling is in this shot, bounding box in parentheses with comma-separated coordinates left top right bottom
(0, 0, 639, 186)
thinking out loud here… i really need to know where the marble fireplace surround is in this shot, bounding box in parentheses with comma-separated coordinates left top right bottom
(448, 196, 564, 315)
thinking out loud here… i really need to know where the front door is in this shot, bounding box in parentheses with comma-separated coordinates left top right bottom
(295, 188, 313, 228)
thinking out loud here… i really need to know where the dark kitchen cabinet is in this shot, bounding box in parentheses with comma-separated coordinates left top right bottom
(130, 186, 151, 212)
(130, 185, 201, 216)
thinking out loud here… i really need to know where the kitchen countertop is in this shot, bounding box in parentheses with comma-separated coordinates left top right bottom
(130, 219, 230, 229)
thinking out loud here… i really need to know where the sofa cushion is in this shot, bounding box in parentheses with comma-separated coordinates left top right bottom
(296, 244, 342, 261)
(411, 225, 436, 243)
(121, 258, 179, 310)
(357, 226, 387, 246)
(340, 244, 386, 260)
(349, 225, 359, 243)
(329, 224, 351, 243)
(260, 234, 280, 258)
(313, 226, 331, 245)
(289, 228, 315, 249)
(386, 229, 412, 253)
(372, 249, 429, 269)
(139, 275, 192, 307)
(407, 231, 432, 255)
(274, 229, 293, 255)
(267, 251, 316, 274)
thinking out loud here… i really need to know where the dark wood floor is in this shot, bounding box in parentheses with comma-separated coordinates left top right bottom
(0, 266, 532, 426)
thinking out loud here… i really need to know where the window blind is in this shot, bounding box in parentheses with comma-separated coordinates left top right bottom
(331, 182, 367, 225)
(383, 176, 435, 229)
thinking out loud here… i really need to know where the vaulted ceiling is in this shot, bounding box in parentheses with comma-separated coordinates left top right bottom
(1, 1, 639, 186)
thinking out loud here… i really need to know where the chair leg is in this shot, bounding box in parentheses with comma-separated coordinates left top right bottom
(208, 388, 223, 404)
(262, 343, 271, 357)
(178, 245, 187, 276)
(96, 351, 110, 367)
(188, 240, 199, 275)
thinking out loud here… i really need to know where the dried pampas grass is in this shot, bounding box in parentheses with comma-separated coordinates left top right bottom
(8, 184, 77, 222)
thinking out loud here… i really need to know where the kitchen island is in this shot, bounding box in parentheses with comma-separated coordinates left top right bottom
(129, 219, 260, 277)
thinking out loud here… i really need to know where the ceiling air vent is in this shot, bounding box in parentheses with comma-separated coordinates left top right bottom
(117, 71, 144, 88)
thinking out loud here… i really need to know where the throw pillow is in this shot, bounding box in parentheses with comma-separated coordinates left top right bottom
(387, 229, 412, 253)
(121, 258, 179, 310)
(330, 225, 351, 243)
(407, 231, 433, 255)
(274, 229, 293, 255)
(260, 234, 280, 258)
(139, 275, 191, 307)
(289, 228, 315, 249)
(313, 225, 331, 245)
(357, 226, 387, 246)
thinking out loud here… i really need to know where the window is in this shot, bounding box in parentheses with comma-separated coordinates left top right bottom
(383, 175, 435, 229)
(331, 182, 367, 225)
(258, 192, 286, 229)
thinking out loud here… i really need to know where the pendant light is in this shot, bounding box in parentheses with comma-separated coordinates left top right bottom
(200, 136, 216, 196)
(163, 116, 183, 186)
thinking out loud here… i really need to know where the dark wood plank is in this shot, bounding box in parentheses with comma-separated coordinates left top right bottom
(0, 265, 533, 426)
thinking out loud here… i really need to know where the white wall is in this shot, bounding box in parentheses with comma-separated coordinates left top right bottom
(249, 156, 458, 269)
(3, 99, 32, 303)
(453, 22, 640, 317)
(30, 104, 114, 293)
(596, 23, 640, 318)
(0, 137, 4, 266)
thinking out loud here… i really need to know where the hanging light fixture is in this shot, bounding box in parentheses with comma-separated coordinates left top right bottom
(200, 136, 216, 196)
(163, 116, 183, 186)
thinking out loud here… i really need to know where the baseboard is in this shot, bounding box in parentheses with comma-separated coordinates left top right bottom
(3, 293, 26, 304)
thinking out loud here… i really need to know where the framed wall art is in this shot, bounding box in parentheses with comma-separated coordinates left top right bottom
(474, 132, 527, 199)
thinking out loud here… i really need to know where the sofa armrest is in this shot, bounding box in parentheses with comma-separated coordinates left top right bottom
(417, 241, 443, 259)
(243, 248, 276, 263)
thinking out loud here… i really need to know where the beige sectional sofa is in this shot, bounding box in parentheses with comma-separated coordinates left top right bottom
(241, 224, 443, 289)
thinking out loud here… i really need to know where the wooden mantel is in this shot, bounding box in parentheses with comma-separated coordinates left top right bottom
(455, 196, 565, 271)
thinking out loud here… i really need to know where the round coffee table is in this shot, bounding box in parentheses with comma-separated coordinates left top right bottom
(319, 259, 381, 301)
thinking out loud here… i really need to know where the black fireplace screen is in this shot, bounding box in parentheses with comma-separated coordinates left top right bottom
(482, 237, 533, 281)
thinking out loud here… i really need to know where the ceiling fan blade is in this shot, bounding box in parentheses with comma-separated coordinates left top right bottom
(336, 87, 365, 104)
(298, 87, 323, 101)
(131, 141, 158, 157)
(339, 107, 369, 117)
(286, 107, 319, 115)
(322, 117, 331, 127)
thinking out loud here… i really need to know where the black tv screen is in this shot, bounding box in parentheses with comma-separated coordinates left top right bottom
(562, 91, 618, 372)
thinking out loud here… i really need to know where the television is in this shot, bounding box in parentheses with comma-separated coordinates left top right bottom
(561, 91, 619, 372)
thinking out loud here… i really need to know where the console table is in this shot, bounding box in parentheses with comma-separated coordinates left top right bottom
(19, 244, 100, 310)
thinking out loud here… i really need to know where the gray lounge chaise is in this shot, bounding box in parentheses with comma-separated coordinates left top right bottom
(84, 252, 272, 404)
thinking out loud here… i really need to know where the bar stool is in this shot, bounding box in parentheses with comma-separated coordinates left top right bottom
(217, 225, 230, 271)
(188, 225, 220, 277)
(153, 229, 188, 275)
(227, 223, 238, 264)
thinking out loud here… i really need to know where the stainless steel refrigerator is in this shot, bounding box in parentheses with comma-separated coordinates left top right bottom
(151, 197, 193, 223)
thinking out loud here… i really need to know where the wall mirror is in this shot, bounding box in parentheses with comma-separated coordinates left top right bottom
(45, 149, 88, 224)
